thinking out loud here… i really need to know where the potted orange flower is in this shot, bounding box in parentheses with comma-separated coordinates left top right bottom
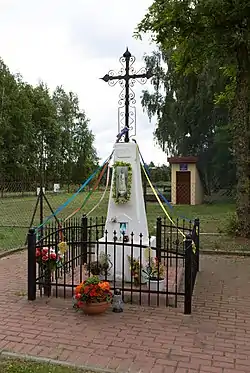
(73, 276, 113, 315)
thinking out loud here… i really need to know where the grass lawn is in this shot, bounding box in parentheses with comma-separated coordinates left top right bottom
(0, 358, 95, 373)
(0, 190, 249, 252)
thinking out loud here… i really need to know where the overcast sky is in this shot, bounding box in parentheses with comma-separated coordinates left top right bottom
(0, 0, 167, 165)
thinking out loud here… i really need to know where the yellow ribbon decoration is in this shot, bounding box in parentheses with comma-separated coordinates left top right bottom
(140, 154, 196, 253)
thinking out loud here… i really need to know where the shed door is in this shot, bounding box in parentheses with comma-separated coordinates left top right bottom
(176, 171, 191, 204)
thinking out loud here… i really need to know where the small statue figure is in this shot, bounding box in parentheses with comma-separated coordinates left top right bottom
(120, 222, 127, 236)
(112, 289, 124, 313)
(118, 168, 127, 197)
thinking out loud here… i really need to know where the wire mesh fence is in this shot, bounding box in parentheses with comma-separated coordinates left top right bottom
(0, 180, 247, 253)
(0, 180, 109, 251)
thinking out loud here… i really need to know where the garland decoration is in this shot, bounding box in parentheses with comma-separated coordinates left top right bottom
(112, 161, 132, 204)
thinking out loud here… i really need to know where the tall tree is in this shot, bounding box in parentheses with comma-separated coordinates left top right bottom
(137, 0, 250, 236)
(52, 86, 98, 183)
(141, 49, 234, 194)
(0, 59, 98, 184)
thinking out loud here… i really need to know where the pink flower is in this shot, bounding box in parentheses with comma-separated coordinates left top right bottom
(42, 255, 48, 261)
(50, 253, 57, 260)
(75, 293, 81, 300)
(36, 249, 41, 257)
(42, 248, 48, 255)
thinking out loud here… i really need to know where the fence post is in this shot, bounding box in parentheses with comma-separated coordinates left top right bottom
(156, 217, 162, 261)
(194, 218, 200, 272)
(81, 214, 88, 265)
(27, 228, 36, 301)
(184, 234, 193, 315)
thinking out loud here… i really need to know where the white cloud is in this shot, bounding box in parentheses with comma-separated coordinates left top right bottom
(0, 0, 167, 165)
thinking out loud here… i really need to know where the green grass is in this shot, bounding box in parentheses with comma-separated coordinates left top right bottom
(0, 358, 95, 373)
(0, 190, 249, 252)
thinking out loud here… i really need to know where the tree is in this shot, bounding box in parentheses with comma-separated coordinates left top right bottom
(0, 58, 98, 184)
(141, 49, 235, 195)
(137, 0, 250, 237)
(52, 86, 98, 183)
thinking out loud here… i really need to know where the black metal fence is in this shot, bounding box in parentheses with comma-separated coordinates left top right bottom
(27, 216, 199, 314)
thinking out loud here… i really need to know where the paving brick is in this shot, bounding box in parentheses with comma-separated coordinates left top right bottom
(156, 358, 178, 367)
(86, 354, 111, 368)
(1, 252, 250, 373)
(108, 357, 132, 370)
(200, 364, 223, 372)
(150, 365, 164, 373)
(162, 368, 175, 373)
(178, 361, 201, 370)
(4, 335, 23, 343)
(129, 362, 155, 373)
(223, 369, 248, 373)
(213, 360, 235, 369)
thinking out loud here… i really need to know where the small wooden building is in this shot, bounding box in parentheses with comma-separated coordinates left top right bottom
(168, 156, 203, 205)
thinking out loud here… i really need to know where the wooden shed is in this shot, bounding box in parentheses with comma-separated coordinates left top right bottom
(168, 156, 203, 205)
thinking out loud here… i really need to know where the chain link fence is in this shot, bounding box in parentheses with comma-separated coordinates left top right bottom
(0, 180, 108, 251)
(0, 180, 248, 253)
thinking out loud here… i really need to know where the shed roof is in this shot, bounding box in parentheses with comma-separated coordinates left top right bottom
(168, 156, 198, 164)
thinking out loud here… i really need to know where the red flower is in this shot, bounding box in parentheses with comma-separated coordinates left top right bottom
(36, 249, 41, 257)
(75, 293, 81, 300)
(42, 255, 48, 261)
(90, 289, 97, 297)
(42, 248, 48, 255)
(84, 285, 90, 294)
(50, 253, 57, 260)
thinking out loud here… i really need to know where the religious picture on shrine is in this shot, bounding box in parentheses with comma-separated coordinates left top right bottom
(119, 222, 127, 237)
(116, 166, 128, 198)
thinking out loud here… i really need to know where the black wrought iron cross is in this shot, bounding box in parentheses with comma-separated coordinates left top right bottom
(101, 48, 153, 143)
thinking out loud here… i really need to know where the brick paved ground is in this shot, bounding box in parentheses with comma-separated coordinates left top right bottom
(0, 252, 250, 373)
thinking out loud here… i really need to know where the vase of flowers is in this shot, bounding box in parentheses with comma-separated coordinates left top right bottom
(87, 252, 112, 280)
(142, 257, 165, 292)
(36, 246, 64, 296)
(127, 256, 146, 286)
(73, 276, 113, 315)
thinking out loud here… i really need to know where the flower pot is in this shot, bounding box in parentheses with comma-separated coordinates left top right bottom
(79, 301, 110, 315)
(147, 279, 165, 292)
(133, 272, 147, 286)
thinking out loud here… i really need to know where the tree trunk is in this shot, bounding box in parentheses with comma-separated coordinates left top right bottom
(232, 44, 250, 237)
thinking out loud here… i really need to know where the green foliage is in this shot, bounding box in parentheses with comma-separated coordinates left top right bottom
(141, 49, 235, 194)
(214, 66, 237, 106)
(137, 0, 250, 237)
(0, 358, 95, 372)
(112, 161, 132, 204)
(0, 59, 98, 183)
(223, 213, 241, 237)
(144, 163, 170, 183)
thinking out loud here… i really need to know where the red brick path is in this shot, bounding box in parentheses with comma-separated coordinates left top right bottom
(1, 252, 250, 373)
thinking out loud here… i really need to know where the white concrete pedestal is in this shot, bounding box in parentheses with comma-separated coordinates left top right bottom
(96, 142, 156, 282)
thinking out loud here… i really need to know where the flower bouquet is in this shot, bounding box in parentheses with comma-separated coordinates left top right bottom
(127, 256, 146, 286)
(36, 246, 64, 296)
(36, 247, 63, 272)
(73, 276, 113, 315)
(142, 256, 165, 291)
(87, 252, 112, 280)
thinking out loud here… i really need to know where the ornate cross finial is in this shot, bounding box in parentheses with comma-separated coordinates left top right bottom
(101, 48, 153, 143)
